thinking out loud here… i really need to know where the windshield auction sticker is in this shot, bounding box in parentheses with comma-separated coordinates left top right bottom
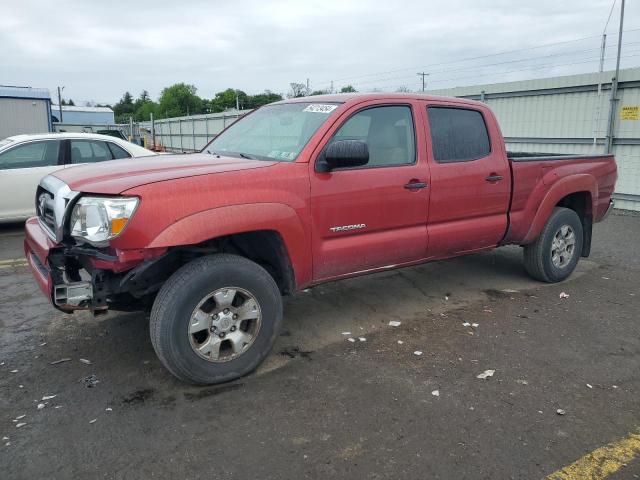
(303, 104, 338, 113)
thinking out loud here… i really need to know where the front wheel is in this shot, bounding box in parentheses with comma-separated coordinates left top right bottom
(150, 254, 283, 384)
(523, 207, 583, 283)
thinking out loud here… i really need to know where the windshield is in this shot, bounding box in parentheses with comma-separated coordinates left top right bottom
(203, 102, 341, 161)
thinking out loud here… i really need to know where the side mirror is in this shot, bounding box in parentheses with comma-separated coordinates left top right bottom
(318, 140, 369, 172)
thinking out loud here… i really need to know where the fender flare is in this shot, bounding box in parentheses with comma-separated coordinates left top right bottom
(522, 174, 597, 244)
(148, 203, 311, 287)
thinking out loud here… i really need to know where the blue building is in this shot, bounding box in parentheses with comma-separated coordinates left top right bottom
(51, 105, 115, 125)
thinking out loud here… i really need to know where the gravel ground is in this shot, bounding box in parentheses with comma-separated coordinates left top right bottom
(0, 212, 638, 479)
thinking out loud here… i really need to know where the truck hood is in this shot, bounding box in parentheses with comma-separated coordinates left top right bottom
(52, 153, 277, 194)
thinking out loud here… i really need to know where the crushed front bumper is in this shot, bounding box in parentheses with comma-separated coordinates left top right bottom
(24, 217, 94, 312)
(24, 216, 170, 313)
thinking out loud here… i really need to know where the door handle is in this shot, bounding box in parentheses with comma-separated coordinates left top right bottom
(485, 174, 503, 183)
(404, 181, 428, 190)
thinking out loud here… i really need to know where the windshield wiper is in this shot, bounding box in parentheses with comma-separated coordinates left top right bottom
(238, 152, 255, 160)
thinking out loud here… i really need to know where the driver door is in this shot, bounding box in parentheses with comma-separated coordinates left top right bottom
(309, 102, 430, 281)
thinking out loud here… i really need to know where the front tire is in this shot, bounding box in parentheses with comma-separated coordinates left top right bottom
(523, 207, 583, 283)
(150, 254, 283, 384)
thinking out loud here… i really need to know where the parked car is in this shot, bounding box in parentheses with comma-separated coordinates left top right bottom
(24, 93, 617, 384)
(0, 132, 157, 222)
(95, 129, 128, 141)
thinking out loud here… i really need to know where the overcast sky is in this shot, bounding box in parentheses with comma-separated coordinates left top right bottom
(2, 0, 639, 105)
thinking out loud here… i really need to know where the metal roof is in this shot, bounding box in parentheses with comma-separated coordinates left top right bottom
(50, 105, 114, 113)
(427, 67, 640, 97)
(0, 85, 51, 100)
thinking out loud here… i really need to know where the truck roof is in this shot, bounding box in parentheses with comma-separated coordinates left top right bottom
(275, 92, 484, 107)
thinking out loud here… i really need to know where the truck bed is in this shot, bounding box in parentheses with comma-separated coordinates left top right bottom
(504, 152, 617, 245)
(507, 151, 608, 162)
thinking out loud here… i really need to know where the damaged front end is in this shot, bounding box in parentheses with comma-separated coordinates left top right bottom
(24, 175, 172, 314)
(28, 225, 174, 314)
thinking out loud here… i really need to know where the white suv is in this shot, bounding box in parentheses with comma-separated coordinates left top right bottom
(0, 132, 157, 222)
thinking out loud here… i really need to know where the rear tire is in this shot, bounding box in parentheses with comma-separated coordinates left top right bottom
(150, 254, 283, 384)
(523, 207, 583, 283)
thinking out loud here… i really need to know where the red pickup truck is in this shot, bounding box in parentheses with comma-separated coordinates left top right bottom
(24, 93, 617, 384)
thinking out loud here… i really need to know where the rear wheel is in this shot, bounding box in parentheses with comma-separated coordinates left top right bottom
(150, 254, 283, 384)
(523, 207, 583, 283)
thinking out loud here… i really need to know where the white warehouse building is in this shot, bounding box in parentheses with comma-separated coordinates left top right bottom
(430, 67, 640, 211)
(0, 85, 53, 139)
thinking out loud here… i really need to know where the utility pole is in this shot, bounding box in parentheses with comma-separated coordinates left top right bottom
(330, 80, 334, 94)
(235, 89, 240, 117)
(599, 33, 607, 74)
(57, 86, 64, 122)
(150, 112, 155, 149)
(417, 72, 429, 92)
(306, 78, 310, 95)
(605, 0, 625, 154)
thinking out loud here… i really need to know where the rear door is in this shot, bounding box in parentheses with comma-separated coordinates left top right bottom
(309, 101, 430, 280)
(0, 140, 63, 220)
(422, 103, 511, 256)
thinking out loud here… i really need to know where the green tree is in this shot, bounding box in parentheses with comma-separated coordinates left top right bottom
(157, 83, 203, 118)
(133, 90, 158, 121)
(113, 91, 135, 122)
(340, 85, 357, 93)
(246, 90, 283, 109)
(310, 89, 329, 96)
(210, 88, 248, 112)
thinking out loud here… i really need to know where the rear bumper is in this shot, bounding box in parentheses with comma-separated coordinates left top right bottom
(597, 199, 615, 223)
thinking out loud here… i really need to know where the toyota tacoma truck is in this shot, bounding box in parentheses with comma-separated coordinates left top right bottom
(24, 93, 617, 384)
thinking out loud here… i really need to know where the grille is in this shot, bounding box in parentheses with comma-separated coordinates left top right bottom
(36, 186, 56, 236)
(35, 175, 80, 242)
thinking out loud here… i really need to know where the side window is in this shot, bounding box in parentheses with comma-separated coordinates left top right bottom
(0, 141, 60, 170)
(427, 107, 491, 163)
(330, 105, 415, 167)
(70, 140, 114, 163)
(107, 142, 131, 159)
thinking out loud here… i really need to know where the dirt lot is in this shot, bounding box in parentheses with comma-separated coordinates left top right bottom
(1, 213, 639, 479)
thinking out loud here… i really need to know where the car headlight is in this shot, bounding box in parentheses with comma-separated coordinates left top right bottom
(69, 196, 139, 246)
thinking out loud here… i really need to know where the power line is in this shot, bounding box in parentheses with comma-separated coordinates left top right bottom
(323, 27, 640, 87)
(321, 40, 640, 92)
(355, 51, 640, 92)
(603, 0, 618, 34)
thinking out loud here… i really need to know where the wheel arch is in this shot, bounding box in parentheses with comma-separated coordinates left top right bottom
(522, 174, 597, 251)
(147, 203, 311, 293)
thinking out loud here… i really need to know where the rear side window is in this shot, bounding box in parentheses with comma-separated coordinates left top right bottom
(70, 140, 114, 163)
(107, 142, 131, 159)
(427, 107, 490, 163)
(0, 140, 60, 170)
